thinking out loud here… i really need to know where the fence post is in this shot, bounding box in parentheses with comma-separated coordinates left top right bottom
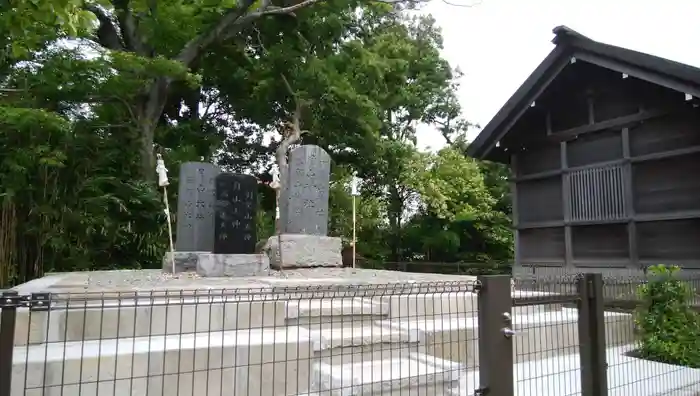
(0, 291, 19, 396)
(577, 273, 608, 396)
(477, 275, 514, 396)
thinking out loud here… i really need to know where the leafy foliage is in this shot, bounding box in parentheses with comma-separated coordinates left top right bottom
(397, 148, 512, 263)
(0, 104, 167, 285)
(0, 0, 514, 287)
(635, 265, 700, 367)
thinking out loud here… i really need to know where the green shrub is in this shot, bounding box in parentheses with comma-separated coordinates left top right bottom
(635, 264, 700, 367)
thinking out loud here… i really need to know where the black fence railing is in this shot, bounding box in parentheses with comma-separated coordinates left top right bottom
(360, 261, 512, 275)
(0, 273, 699, 396)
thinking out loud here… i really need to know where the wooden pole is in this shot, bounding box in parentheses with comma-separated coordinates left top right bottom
(352, 194, 356, 268)
(163, 186, 176, 274)
(270, 165, 283, 268)
(156, 154, 176, 274)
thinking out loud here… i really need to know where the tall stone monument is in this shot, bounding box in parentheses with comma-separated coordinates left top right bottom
(164, 162, 220, 272)
(175, 162, 220, 252)
(213, 173, 257, 254)
(284, 145, 331, 235)
(196, 173, 269, 277)
(266, 145, 342, 269)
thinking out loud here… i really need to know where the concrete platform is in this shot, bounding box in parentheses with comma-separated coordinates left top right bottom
(6, 268, 649, 396)
(11, 268, 479, 294)
(10, 268, 477, 345)
(8, 292, 635, 396)
(11, 287, 568, 345)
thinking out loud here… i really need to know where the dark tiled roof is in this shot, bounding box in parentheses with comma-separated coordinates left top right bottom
(467, 25, 700, 160)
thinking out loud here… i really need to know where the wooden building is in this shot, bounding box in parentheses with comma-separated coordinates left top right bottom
(467, 26, 700, 273)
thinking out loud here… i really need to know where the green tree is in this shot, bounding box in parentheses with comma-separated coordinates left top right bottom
(402, 148, 512, 264)
(0, 42, 174, 285)
(636, 265, 700, 367)
(44, 0, 425, 180)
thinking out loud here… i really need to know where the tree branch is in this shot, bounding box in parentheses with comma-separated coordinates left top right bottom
(275, 69, 311, 203)
(143, 78, 170, 124)
(177, 0, 327, 66)
(83, 4, 124, 51)
(174, 0, 257, 66)
(258, 0, 325, 16)
(111, 0, 149, 55)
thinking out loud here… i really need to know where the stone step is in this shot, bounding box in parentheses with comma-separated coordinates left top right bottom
(379, 307, 635, 369)
(310, 352, 463, 396)
(11, 327, 314, 396)
(13, 298, 289, 345)
(9, 308, 637, 396)
(308, 323, 415, 351)
(15, 296, 389, 345)
(14, 296, 388, 345)
(11, 325, 460, 396)
(307, 324, 424, 365)
(13, 290, 568, 345)
(286, 298, 389, 326)
(299, 384, 457, 396)
(376, 290, 564, 320)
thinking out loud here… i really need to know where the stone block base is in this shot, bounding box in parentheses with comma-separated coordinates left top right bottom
(196, 253, 270, 277)
(264, 234, 342, 269)
(162, 251, 209, 273)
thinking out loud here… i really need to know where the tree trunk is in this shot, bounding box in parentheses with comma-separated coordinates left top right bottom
(138, 117, 156, 181)
(388, 184, 403, 267)
(136, 77, 172, 181)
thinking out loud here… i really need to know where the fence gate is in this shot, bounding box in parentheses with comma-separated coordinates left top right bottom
(476, 274, 608, 396)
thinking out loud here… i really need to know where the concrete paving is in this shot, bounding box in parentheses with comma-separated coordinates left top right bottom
(458, 344, 700, 396)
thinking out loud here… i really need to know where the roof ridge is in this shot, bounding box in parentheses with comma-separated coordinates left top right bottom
(467, 25, 700, 161)
(551, 25, 592, 45)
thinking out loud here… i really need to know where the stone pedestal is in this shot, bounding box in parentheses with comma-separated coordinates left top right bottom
(162, 251, 208, 273)
(163, 252, 269, 276)
(196, 253, 270, 277)
(264, 234, 342, 269)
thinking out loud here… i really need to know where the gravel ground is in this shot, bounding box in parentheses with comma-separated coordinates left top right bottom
(16, 267, 477, 293)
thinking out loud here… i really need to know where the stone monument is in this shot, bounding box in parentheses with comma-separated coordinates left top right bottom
(266, 145, 342, 269)
(164, 162, 221, 272)
(196, 173, 269, 277)
(213, 173, 257, 254)
(284, 145, 331, 235)
(175, 162, 220, 251)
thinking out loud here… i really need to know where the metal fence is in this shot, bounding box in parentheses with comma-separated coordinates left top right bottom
(0, 274, 698, 396)
(360, 261, 511, 276)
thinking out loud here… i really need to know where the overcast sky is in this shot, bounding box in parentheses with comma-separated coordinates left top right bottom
(414, 0, 700, 152)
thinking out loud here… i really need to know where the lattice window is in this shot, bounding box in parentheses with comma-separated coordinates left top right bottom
(568, 164, 627, 222)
